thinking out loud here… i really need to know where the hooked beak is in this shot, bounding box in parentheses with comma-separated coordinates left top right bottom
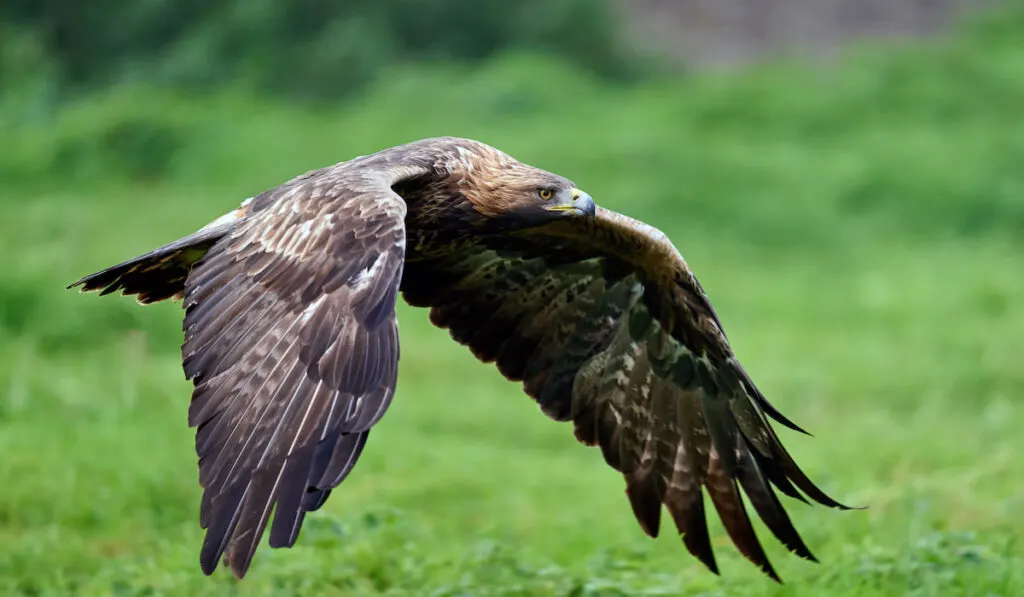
(545, 188, 596, 218)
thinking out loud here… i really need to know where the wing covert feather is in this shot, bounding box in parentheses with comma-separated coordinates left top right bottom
(182, 171, 409, 577)
(401, 206, 849, 581)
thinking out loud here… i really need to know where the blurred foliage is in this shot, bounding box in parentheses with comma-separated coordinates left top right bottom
(0, 0, 635, 101)
(1, 6, 1022, 248)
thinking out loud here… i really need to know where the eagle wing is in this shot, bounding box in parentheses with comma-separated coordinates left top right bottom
(181, 165, 423, 577)
(401, 206, 849, 581)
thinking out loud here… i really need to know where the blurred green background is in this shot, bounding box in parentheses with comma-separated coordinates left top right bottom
(1, 2, 1023, 595)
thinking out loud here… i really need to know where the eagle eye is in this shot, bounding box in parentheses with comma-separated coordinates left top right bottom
(538, 188, 554, 200)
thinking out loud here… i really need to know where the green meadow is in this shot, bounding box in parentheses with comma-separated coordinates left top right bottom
(2, 8, 1023, 596)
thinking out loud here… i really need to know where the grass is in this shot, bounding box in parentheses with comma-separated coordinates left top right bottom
(2, 6, 1024, 596)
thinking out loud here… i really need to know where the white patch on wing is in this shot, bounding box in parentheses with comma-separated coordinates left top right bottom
(198, 208, 245, 232)
(351, 253, 387, 290)
(258, 211, 335, 258)
(349, 396, 363, 424)
(299, 295, 327, 325)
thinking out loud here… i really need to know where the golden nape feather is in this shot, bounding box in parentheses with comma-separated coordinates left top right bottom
(70, 136, 851, 581)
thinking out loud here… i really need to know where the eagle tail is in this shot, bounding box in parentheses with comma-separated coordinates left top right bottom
(67, 218, 237, 304)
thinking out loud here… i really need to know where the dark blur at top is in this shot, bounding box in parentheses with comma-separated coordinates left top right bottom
(0, 0, 633, 102)
(0, 0, 1005, 102)
(622, 0, 1002, 67)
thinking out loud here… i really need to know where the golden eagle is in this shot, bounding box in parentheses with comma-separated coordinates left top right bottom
(70, 137, 847, 580)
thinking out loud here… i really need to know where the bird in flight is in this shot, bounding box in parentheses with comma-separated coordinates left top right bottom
(70, 136, 848, 581)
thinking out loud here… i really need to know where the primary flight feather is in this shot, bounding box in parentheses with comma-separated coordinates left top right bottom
(69, 136, 848, 580)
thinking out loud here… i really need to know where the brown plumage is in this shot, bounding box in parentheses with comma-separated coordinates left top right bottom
(69, 136, 849, 581)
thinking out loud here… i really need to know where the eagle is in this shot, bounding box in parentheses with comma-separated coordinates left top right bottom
(69, 136, 848, 581)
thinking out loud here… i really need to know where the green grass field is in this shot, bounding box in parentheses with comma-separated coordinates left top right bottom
(2, 8, 1024, 596)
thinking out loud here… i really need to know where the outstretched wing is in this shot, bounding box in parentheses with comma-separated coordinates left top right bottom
(401, 207, 849, 581)
(182, 166, 418, 577)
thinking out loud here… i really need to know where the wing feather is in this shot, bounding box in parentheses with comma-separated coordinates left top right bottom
(402, 206, 850, 581)
(178, 166, 418, 577)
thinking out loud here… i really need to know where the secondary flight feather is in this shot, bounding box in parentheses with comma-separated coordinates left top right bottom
(69, 136, 848, 580)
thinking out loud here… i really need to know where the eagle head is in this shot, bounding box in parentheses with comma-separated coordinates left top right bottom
(482, 173, 596, 227)
(451, 146, 596, 230)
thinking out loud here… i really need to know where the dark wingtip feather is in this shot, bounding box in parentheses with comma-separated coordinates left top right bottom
(268, 444, 318, 549)
(735, 442, 818, 564)
(199, 534, 225, 576)
(733, 362, 811, 436)
(228, 550, 255, 579)
(200, 557, 218, 576)
(625, 468, 663, 538)
(738, 536, 783, 583)
(198, 481, 248, 577)
(199, 539, 224, 576)
(697, 550, 721, 576)
(769, 412, 811, 437)
(705, 456, 784, 583)
(301, 487, 332, 512)
(665, 490, 719, 576)
(67, 271, 114, 293)
(770, 441, 856, 511)
(751, 449, 811, 505)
